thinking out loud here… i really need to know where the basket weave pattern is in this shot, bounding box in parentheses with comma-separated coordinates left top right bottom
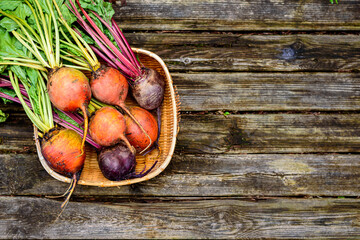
(34, 48, 179, 187)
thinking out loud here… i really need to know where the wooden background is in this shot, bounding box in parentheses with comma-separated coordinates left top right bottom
(1, 0, 360, 238)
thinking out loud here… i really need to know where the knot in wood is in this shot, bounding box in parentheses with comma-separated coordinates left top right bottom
(180, 57, 192, 65)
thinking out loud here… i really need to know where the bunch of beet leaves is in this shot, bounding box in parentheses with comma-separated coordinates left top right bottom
(0, 0, 163, 214)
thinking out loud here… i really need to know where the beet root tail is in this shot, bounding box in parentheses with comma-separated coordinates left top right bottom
(118, 104, 152, 154)
(121, 135, 136, 155)
(80, 105, 88, 156)
(131, 160, 158, 179)
(54, 174, 79, 221)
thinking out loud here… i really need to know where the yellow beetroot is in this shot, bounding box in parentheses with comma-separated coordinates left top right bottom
(47, 67, 91, 155)
(41, 128, 85, 210)
(41, 128, 85, 177)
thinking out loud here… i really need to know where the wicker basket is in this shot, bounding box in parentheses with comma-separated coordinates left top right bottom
(34, 48, 180, 187)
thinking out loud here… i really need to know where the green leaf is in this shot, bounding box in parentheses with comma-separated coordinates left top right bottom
(14, 4, 32, 20)
(87, 12, 105, 32)
(0, 65, 7, 74)
(0, 87, 16, 104)
(1, 97, 12, 104)
(0, 17, 18, 32)
(60, 3, 77, 24)
(10, 65, 27, 82)
(29, 87, 40, 115)
(54, 108, 80, 128)
(0, 109, 9, 122)
(0, 87, 17, 98)
(26, 68, 38, 86)
(34, 0, 50, 14)
(60, 44, 83, 57)
(26, 68, 40, 114)
(27, 14, 37, 29)
(0, 2, 32, 31)
(21, 68, 41, 115)
(75, 28, 95, 44)
(82, 33, 96, 44)
(79, 0, 115, 24)
(0, 1, 22, 11)
(0, 27, 28, 58)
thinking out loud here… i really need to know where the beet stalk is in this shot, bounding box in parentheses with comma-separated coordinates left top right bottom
(67, 0, 165, 110)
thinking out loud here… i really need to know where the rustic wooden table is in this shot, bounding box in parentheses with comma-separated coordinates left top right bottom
(1, 0, 360, 238)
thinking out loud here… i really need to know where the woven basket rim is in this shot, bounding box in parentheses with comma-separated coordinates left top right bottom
(34, 48, 178, 187)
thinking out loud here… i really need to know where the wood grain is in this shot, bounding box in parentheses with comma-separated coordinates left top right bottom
(1, 113, 360, 154)
(3, 72, 360, 113)
(0, 153, 359, 197)
(0, 113, 35, 152)
(0, 1, 359, 238)
(125, 33, 360, 72)
(1, 197, 359, 239)
(113, 0, 360, 31)
(173, 72, 360, 111)
(178, 114, 360, 154)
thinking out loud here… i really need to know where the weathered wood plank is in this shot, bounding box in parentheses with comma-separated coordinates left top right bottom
(178, 114, 360, 154)
(113, 0, 360, 31)
(3, 72, 360, 112)
(2, 73, 360, 112)
(1, 153, 359, 197)
(0, 113, 34, 152)
(0, 102, 24, 112)
(126, 33, 360, 72)
(1, 197, 359, 239)
(173, 72, 360, 111)
(1, 113, 360, 154)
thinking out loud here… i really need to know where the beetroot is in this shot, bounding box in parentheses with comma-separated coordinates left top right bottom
(47, 67, 91, 155)
(41, 128, 85, 209)
(68, 1, 165, 110)
(90, 66, 128, 107)
(131, 68, 165, 110)
(97, 142, 136, 181)
(98, 142, 157, 181)
(124, 106, 158, 153)
(90, 66, 153, 153)
(89, 106, 133, 152)
(42, 128, 85, 177)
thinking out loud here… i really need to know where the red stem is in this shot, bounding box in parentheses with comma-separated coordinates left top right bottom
(90, 45, 131, 78)
(67, 2, 134, 77)
(92, 11, 140, 74)
(74, 0, 139, 75)
(89, 45, 117, 69)
(111, 18, 141, 70)
(86, 30, 135, 77)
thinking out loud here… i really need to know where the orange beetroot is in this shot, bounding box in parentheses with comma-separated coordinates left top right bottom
(124, 107, 158, 153)
(47, 67, 91, 155)
(91, 66, 128, 107)
(90, 66, 152, 153)
(89, 106, 133, 151)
